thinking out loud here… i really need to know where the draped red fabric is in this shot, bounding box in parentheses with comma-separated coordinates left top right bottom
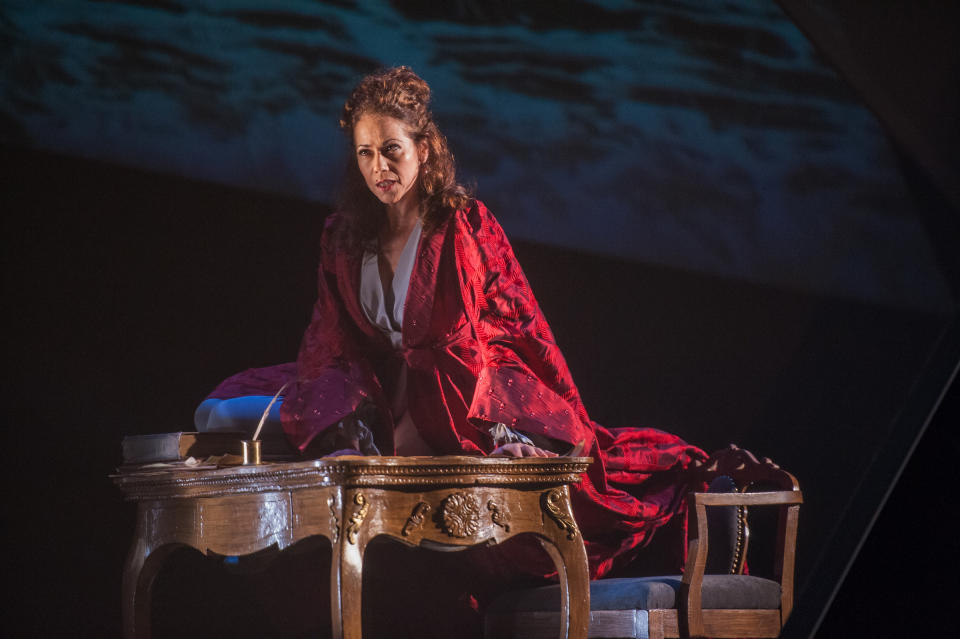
(208, 200, 706, 578)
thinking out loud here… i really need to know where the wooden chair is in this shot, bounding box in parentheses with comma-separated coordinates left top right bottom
(483, 445, 802, 639)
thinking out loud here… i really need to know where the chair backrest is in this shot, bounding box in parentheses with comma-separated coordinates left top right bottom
(703, 474, 748, 575)
(692, 444, 801, 492)
(682, 445, 803, 637)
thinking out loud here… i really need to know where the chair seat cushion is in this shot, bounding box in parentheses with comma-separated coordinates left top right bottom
(488, 575, 781, 613)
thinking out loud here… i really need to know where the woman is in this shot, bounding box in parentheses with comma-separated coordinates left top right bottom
(199, 67, 705, 580)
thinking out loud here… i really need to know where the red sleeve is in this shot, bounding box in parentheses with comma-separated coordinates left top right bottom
(454, 201, 594, 449)
(280, 216, 379, 451)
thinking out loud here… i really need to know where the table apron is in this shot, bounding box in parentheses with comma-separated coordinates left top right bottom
(137, 486, 340, 557)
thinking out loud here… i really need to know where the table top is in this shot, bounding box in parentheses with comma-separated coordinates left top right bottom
(112, 455, 593, 500)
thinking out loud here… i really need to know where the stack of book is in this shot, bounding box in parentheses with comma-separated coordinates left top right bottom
(120, 431, 296, 466)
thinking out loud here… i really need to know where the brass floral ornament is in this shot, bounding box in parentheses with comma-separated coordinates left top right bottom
(440, 492, 481, 538)
(346, 492, 369, 544)
(542, 487, 579, 539)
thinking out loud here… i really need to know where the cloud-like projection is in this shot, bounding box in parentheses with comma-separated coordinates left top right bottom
(1, 0, 950, 310)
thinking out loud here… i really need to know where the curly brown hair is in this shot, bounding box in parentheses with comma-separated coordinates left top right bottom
(337, 67, 471, 245)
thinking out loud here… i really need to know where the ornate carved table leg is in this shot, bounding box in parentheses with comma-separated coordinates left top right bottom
(322, 490, 345, 639)
(539, 486, 591, 639)
(339, 490, 371, 639)
(121, 504, 180, 639)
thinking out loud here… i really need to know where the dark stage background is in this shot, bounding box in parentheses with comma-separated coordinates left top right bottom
(3, 1, 958, 637)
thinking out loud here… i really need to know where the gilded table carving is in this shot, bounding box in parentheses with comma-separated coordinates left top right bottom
(543, 487, 580, 540)
(487, 499, 511, 531)
(401, 502, 431, 537)
(439, 492, 482, 538)
(346, 492, 369, 545)
(113, 455, 592, 639)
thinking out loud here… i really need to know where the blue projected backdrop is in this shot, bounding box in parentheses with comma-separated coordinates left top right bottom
(1, 0, 950, 310)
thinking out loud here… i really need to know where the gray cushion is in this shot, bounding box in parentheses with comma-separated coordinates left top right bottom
(488, 575, 781, 613)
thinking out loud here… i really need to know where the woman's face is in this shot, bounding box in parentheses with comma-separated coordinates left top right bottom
(353, 113, 427, 210)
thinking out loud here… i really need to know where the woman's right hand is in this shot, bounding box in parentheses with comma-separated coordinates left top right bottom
(491, 442, 558, 457)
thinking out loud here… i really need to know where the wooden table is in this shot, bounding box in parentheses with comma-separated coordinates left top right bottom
(113, 456, 592, 639)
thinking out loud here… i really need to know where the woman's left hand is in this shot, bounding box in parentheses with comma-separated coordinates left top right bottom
(491, 442, 558, 457)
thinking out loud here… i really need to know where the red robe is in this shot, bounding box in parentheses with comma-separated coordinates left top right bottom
(211, 200, 705, 578)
